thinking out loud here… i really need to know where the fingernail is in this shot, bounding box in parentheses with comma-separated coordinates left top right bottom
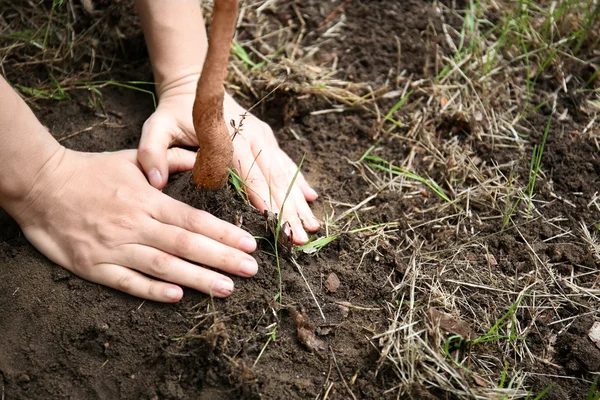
(212, 278, 234, 297)
(149, 168, 163, 188)
(240, 236, 257, 252)
(296, 228, 309, 244)
(240, 258, 258, 277)
(307, 187, 318, 199)
(165, 287, 181, 301)
(309, 216, 321, 229)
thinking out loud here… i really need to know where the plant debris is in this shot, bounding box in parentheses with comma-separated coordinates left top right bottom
(286, 305, 327, 356)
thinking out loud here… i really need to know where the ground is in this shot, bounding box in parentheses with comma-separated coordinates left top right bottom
(1, 0, 600, 399)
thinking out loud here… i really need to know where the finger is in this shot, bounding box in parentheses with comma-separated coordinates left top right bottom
(280, 151, 319, 201)
(236, 144, 307, 243)
(279, 152, 320, 232)
(117, 245, 236, 298)
(138, 115, 175, 189)
(288, 182, 320, 234)
(252, 149, 309, 244)
(142, 221, 259, 278)
(166, 147, 196, 174)
(86, 263, 184, 303)
(233, 145, 276, 213)
(274, 193, 308, 244)
(153, 195, 256, 253)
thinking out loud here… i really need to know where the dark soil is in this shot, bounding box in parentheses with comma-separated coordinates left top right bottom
(2, 0, 600, 399)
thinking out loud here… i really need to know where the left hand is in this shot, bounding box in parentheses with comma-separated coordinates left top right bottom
(138, 90, 320, 244)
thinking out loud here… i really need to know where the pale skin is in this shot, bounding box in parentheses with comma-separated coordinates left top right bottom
(136, 0, 320, 242)
(0, 1, 318, 303)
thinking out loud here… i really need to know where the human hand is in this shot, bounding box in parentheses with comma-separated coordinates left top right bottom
(138, 88, 320, 244)
(10, 147, 258, 302)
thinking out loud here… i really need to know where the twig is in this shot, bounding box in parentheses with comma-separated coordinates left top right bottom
(319, 0, 352, 27)
(330, 345, 357, 400)
(291, 257, 326, 321)
(333, 301, 381, 311)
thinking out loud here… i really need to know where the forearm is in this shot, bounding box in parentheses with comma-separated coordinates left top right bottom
(0, 75, 63, 217)
(136, 0, 209, 98)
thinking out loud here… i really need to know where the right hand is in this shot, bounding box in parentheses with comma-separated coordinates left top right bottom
(138, 88, 320, 244)
(9, 146, 258, 302)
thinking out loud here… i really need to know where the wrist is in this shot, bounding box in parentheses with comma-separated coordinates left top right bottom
(136, 0, 208, 99)
(0, 76, 65, 220)
(157, 72, 200, 100)
(0, 134, 65, 223)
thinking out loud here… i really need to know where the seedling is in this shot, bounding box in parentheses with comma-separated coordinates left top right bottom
(191, 0, 238, 188)
(528, 384, 555, 400)
(253, 323, 278, 367)
(526, 114, 552, 201)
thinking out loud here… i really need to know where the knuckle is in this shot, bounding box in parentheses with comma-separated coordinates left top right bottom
(146, 280, 159, 298)
(259, 121, 272, 134)
(221, 225, 237, 242)
(71, 246, 93, 274)
(137, 145, 157, 162)
(174, 231, 192, 253)
(116, 274, 134, 293)
(148, 253, 172, 278)
(114, 215, 137, 231)
(186, 211, 206, 231)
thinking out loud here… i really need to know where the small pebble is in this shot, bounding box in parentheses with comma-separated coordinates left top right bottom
(339, 305, 350, 319)
(325, 272, 340, 292)
(96, 322, 109, 332)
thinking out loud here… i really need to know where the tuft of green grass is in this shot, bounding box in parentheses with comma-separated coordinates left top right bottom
(270, 154, 306, 304)
(383, 90, 412, 130)
(295, 235, 338, 255)
(444, 298, 523, 370)
(16, 84, 70, 101)
(232, 41, 257, 69)
(365, 155, 452, 203)
(526, 113, 552, 200)
(588, 376, 600, 400)
(232, 41, 286, 71)
(229, 168, 250, 205)
(251, 45, 285, 71)
(502, 114, 552, 228)
(86, 80, 157, 109)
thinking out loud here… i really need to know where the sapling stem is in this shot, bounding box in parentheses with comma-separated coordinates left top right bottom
(192, 0, 238, 188)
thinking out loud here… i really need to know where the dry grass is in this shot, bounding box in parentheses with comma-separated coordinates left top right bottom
(206, 0, 600, 397)
(0, 0, 146, 107)
(341, 1, 600, 399)
(226, 0, 600, 398)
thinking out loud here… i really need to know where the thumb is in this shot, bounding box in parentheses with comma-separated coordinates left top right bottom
(138, 116, 174, 189)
